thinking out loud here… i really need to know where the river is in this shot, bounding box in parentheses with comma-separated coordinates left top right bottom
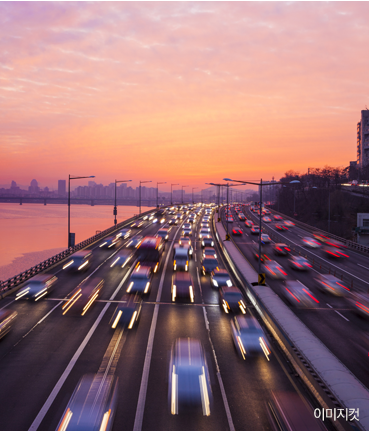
(0, 203, 154, 281)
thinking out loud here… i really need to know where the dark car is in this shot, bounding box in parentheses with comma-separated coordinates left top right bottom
(117, 228, 131, 239)
(168, 338, 212, 415)
(322, 245, 349, 259)
(288, 255, 312, 270)
(273, 215, 283, 221)
(57, 374, 118, 431)
(173, 244, 190, 271)
(110, 293, 142, 329)
(250, 226, 260, 235)
(15, 274, 57, 301)
(157, 227, 170, 242)
(126, 265, 152, 294)
(126, 234, 144, 248)
(232, 227, 243, 236)
(211, 268, 232, 288)
(99, 235, 121, 249)
(314, 274, 350, 297)
(219, 286, 247, 314)
(201, 236, 214, 248)
(172, 272, 195, 302)
(245, 220, 254, 228)
(252, 245, 271, 263)
(63, 250, 92, 272)
(231, 315, 271, 360)
(62, 278, 104, 316)
(283, 280, 319, 308)
(110, 249, 135, 269)
(202, 247, 217, 259)
(273, 243, 291, 256)
(201, 255, 218, 275)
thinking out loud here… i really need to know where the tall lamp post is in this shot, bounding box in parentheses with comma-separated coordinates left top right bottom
(139, 180, 152, 215)
(157, 181, 167, 208)
(181, 185, 188, 204)
(224, 177, 299, 275)
(171, 183, 179, 205)
(192, 187, 198, 204)
(68, 175, 95, 248)
(290, 180, 300, 216)
(114, 179, 132, 226)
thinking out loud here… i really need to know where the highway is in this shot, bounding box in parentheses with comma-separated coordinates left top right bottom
(222, 203, 369, 393)
(0, 206, 327, 431)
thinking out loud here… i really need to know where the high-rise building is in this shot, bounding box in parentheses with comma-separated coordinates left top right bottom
(357, 109, 369, 169)
(58, 180, 66, 196)
(28, 179, 39, 194)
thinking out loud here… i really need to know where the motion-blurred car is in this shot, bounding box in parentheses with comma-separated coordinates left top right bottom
(201, 255, 218, 275)
(200, 222, 210, 229)
(322, 245, 349, 259)
(314, 274, 350, 296)
(273, 243, 291, 256)
(211, 268, 232, 288)
(226, 216, 234, 223)
(126, 265, 152, 294)
(263, 260, 287, 279)
(126, 234, 143, 248)
(169, 338, 212, 415)
(199, 228, 211, 238)
(283, 280, 319, 308)
(117, 228, 131, 239)
(182, 228, 192, 236)
(201, 236, 214, 248)
(110, 293, 142, 329)
(202, 247, 217, 259)
(57, 374, 118, 431)
(171, 272, 195, 303)
(275, 224, 288, 231)
(261, 233, 271, 244)
(252, 245, 271, 263)
(99, 235, 121, 249)
(173, 244, 190, 271)
(63, 250, 92, 272)
(15, 274, 57, 301)
(262, 216, 272, 223)
(219, 286, 247, 314)
(348, 293, 369, 318)
(182, 223, 192, 230)
(231, 315, 271, 360)
(168, 219, 178, 225)
(273, 215, 283, 221)
(110, 249, 135, 268)
(232, 227, 243, 236)
(238, 214, 246, 221)
(288, 255, 312, 270)
(245, 220, 254, 228)
(156, 228, 170, 242)
(131, 220, 144, 228)
(62, 278, 104, 316)
(250, 226, 260, 235)
(302, 237, 321, 248)
(284, 220, 295, 227)
(0, 309, 17, 340)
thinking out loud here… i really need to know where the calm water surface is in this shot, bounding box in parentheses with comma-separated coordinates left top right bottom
(0, 203, 154, 281)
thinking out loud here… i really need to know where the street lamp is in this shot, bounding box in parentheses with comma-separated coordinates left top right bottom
(114, 179, 132, 226)
(68, 175, 95, 248)
(171, 183, 179, 205)
(192, 187, 198, 204)
(181, 185, 188, 204)
(139, 180, 152, 215)
(224, 177, 297, 276)
(157, 182, 167, 208)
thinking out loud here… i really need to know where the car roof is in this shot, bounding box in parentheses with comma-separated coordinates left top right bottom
(221, 286, 241, 294)
(174, 272, 192, 282)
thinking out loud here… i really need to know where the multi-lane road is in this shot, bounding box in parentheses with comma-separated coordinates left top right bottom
(223, 204, 369, 393)
(0, 206, 329, 431)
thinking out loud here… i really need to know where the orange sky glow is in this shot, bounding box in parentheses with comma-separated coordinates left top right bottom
(1, 1, 368, 192)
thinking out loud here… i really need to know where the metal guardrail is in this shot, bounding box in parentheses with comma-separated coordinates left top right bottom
(268, 207, 369, 255)
(0, 208, 156, 295)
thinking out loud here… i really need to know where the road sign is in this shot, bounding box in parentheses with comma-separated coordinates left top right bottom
(258, 273, 265, 285)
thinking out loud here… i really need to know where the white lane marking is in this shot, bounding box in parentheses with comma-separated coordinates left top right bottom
(327, 303, 333, 308)
(0, 298, 15, 311)
(358, 263, 369, 271)
(202, 307, 209, 330)
(268, 227, 369, 286)
(194, 254, 197, 262)
(335, 310, 350, 322)
(133, 224, 179, 431)
(28, 270, 131, 431)
(196, 267, 203, 297)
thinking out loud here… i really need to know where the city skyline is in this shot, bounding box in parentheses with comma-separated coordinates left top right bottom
(1, 2, 368, 187)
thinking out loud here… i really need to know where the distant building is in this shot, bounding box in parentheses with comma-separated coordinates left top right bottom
(357, 109, 369, 169)
(58, 180, 66, 196)
(28, 179, 39, 194)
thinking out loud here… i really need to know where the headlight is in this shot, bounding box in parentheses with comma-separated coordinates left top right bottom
(226, 279, 232, 287)
(213, 280, 218, 287)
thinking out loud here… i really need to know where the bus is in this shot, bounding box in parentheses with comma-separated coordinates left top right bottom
(136, 236, 165, 273)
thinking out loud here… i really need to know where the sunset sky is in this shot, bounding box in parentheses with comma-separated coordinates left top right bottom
(1, 1, 368, 192)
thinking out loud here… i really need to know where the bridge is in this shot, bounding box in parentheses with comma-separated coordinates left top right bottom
(0, 204, 368, 430)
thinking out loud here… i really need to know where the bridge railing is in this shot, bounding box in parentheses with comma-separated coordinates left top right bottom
(267, 207, 369, 255)
(0, 209, 155, 296)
